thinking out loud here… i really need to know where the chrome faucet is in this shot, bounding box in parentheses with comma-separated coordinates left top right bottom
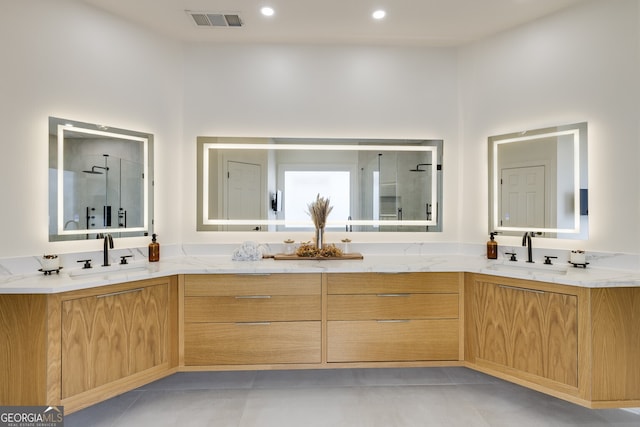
(102, 233, 114, 266)
(522, 231, 535, 263)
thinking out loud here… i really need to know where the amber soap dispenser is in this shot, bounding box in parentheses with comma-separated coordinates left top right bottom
(149, 233, 160, 262)
(487, 232, 499, 259)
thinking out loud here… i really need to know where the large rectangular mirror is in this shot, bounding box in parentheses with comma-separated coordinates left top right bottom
(197, 137, 443, 232)
(49, 117, 154, 241)
(488, 122, 588, 239)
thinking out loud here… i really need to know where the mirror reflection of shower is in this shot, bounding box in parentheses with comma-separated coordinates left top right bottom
(83, 166, 108, 174)
(83, 154, 113, 232)
(73, 151, 142, 239)
(409, 163, 432, 172)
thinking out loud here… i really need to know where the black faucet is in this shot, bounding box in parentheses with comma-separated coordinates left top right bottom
(522, 231, 535, 263)
(103, 233, 114, 266)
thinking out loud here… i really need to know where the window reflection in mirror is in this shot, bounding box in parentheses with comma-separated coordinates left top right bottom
(197, 137, 443, 232)
(49, 117, 153, 241)
(488, 122, 588, 239)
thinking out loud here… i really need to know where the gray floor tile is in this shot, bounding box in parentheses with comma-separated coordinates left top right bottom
(63, 368, 640, 427)
(253, 368, 357, 389)
(240, 386, 366, 427)
(137, 370, 257, 391)
(65, 390, 143, 427)
(351, 367, 453, 386)
(444, 366, 503, 385)
(117, 389, 248, 427)
(447, 383, 618, 427)
(357, 385, 490, 427)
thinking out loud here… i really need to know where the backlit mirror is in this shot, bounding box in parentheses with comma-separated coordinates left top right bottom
(197, 137, 443, 232)
(488, 122, 588, 239)
(49, 117, 154, 241)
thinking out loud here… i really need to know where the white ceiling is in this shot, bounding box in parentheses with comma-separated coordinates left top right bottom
(80, 0, 589, 46)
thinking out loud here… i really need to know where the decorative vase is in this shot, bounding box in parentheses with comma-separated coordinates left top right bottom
(315, 228, 325, 250)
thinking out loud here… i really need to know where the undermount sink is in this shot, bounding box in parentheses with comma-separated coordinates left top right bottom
(68, 264, 149, 280)
(488, 261, 569, 276)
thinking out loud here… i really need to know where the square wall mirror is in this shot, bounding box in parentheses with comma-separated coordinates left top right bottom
(488, 122, 588, 239)
(49, 117, 154, 241)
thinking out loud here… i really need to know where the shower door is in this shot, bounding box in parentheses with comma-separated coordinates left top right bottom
(71, 154, 144, 238)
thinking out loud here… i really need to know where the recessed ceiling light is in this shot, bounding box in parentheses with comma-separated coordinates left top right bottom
(261, 6, 275, 17)
(372, 10, 386, 20)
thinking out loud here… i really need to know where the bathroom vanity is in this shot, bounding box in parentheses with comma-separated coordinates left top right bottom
(0, 277, 179, 413)
(1, 257, 639, 413)
(465, 273, 640, 408)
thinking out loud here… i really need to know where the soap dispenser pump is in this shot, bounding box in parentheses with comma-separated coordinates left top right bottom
(487, 232, 499, 260)
(149, 234, 160, 262)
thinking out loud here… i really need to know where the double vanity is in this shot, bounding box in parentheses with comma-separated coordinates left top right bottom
(5, 118, 627, 413)
(1, 249, 639, 414)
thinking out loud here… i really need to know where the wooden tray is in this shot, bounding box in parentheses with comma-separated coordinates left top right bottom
(268, 253, 364, 261)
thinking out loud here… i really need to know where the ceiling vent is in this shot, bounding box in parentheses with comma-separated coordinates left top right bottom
(187, 11, 243, 28)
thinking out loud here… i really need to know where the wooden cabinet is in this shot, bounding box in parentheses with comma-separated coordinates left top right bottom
(327, 273, 461, 363)
(468, 278, 578, 388)
(590, 287, 640, 404)
(0, 295, 48, 405)
(4, 269, 638, 412)
(54, 277, 177, 413)
(0, 277, 178, 414)
(465, 275, 640, 408)
(182, 274, 321, 366)
(60, 282, 170, 399)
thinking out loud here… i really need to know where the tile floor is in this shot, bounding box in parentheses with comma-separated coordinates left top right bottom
(65, 368, 640, 426)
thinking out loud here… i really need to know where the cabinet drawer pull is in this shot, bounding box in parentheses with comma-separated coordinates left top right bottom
(498, 285, 544, 294)
(376, 293, 410, 297)
(234, 273, 272, 276)
(96, 288, 144, 298)
(235, 295, 272, 299)
(235, 322, 271, 326)
(376, 319, 410, 323)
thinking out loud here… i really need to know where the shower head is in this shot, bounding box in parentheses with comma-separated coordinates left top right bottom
(83, 166, 108, 174)
(409, 163, 432, 172)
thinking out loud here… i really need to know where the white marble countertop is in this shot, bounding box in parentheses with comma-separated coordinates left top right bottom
(1, 250, 639, 294)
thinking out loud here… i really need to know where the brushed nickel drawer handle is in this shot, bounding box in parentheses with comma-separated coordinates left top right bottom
(377, 319, 410, 323)
(235, 295, 272, 299)
(498, 285, 544, 294)
(235, 322, 271, 326)
(234, 273, 272, 276)
(96, 288, 144, 298)
(376, 293, 410, 297)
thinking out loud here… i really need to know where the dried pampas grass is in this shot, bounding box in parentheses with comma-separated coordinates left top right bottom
(307, 194, 333, 229)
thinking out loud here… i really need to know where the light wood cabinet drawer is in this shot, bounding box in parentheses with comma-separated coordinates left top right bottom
(185, 295, 321, 322)
(327, 272, 459, 294)
(184, 321, 321, 365)
(184, 274, 320, 296)
(327, 294, 458, 320)
(327, 319, 459, 362)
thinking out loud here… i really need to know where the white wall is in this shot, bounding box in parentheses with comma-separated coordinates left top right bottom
(458, 0, 640, 253)
(181, 44, 461, 244)
(0, 0, 638, 258)
(0, 0, 183, 257)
